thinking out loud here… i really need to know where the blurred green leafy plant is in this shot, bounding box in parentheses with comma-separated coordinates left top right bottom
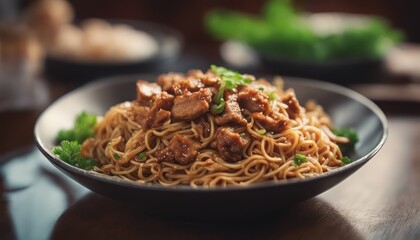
(205, 0, 402, 61)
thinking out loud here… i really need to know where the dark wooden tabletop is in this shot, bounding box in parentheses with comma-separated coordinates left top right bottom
(1, 46, 420, 240)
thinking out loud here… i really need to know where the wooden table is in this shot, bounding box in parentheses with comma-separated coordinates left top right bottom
(1, 52, 420, 240)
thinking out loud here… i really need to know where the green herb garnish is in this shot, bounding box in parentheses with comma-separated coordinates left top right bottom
(257, 128, 267, 134)
(268, 92, 277, 101)
(210, 65, 252, 114)
(52, 140, 96, 170)
(211, 98, 226, 115)
(205, 0, 402, 61)
(293, 153, 308, 166)
(138, 152, 147, 161)
(57, 112, 97, 144)
(211, 65, 253, 89)
(341, 156, 352, 164)
(258, 87, 265, 92)
(333, 128, 359, 152)
(240, 132, 246, 138)
(113, 153, 121, 160)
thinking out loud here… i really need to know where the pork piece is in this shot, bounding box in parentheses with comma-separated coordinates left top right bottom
(214, 127, 249, 162)
(136, 80, 161, 106)
(161, 134, 201, 165)
(252, 112, 289, 133)
(250, 79, 277, 93)
(201, 70, 220, 87)
(151, 109, 171, 128)
(153, 92, 174, 110)
(194, 117, 211, 138)
(281, 90, 301, 119)
(156, 72, 184, 93)
(171, 88, 212, 121)
(140, 92, 174, 129)
(134, 105, 151, 129)
(214, 91, 247, 126)
(173, 77, 204, 95)
(156, 148, 174, 163)
(238, 86, 270, 113)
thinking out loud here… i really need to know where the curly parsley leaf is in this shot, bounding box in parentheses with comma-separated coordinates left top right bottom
(57, 112, 97, 144)
(53, 140, 96, 170)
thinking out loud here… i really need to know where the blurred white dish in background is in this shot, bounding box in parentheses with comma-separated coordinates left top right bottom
(305, 13, 368, 36)
(49, 19, 159, 62)
(220, 41, 260, 68)
(386, 43, 420, 81)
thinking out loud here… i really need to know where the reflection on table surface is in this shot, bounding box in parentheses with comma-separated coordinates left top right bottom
(1, 117, 419, 240)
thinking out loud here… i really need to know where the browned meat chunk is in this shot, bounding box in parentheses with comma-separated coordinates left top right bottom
(173, 77, 204, 95)
(156, 72, 184, 93)
(238, 86, 270, 113)
(214, 91, 247, 126)
(214, 127, 249, 162)
(172, 88, 212, 121)
(152, 92, 174, 111)
(250, 79, 276, 93)
(201, 70, 220, 87)
(136, 80, 161, 106)
(151, 109, 171, 128)
(133, 105, 151, 129)
(169, 134, 201, 165)
(282, 90, 301, 119)
(140, 92, 174, 129)
(155, 148, 174, 163)
(194, 117, 211, 138)
(252, 112, 289, 133)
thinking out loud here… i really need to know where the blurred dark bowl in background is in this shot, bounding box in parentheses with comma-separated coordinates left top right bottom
(45, 20, 182, 82)
(260, 54, 383, 83)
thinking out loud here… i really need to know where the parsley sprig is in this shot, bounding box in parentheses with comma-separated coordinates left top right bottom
(53, 140, 97, 170)
(57, 112, 97, 144)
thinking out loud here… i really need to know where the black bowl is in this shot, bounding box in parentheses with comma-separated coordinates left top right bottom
(34, 74, 387, 221)
(45, 20, 182, 81)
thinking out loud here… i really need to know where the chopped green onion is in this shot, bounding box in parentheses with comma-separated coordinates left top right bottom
(333, 128, 359, 152)
(210, 65, 252, 116)
(113, 153, 121, 160)
(240, 132, 246, 138)
(257, 128, 267, 134)
(258, 87, 265, 92)
(268, 92, 277, 101)
(293, 154, 308, 166)
(211, 98, 225, 115)
(341, 156, 352, 164)
(138, 152, 146, 161)
(210, 64, 252, 90)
